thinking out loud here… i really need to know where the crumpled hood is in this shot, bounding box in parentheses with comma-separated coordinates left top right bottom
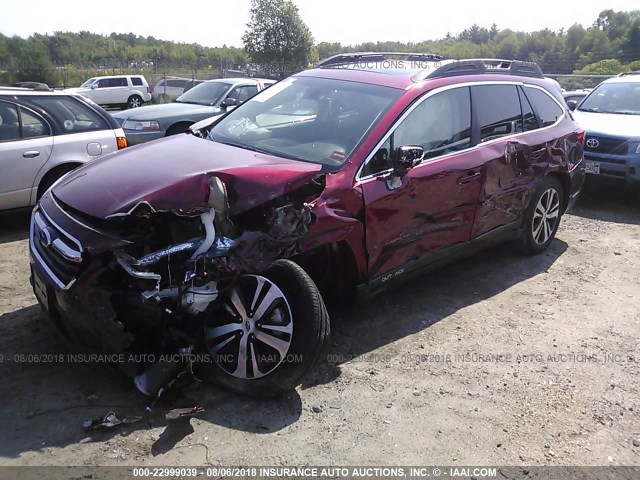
(113, 103, 221, 122)
(572, 110, 640, 139)
(52, 135, 322, 220)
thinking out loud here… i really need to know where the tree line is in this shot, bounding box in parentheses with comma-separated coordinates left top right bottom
(1, 5, 639, 87)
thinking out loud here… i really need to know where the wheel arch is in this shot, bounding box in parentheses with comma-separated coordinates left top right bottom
(165, 121, 194, 136)
(291, 240, 361, 307)
(547, 171, 570, 213)
(34, 162, 82, 203)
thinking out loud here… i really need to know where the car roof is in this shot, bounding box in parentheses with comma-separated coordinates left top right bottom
(603, 74, 640, 84)
(307, 54, 547, 89)
(203, 77, 271, 85)
(0, 89, 72, 96)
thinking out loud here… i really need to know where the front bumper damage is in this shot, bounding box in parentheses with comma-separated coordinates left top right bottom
(30, 175, 321, 398)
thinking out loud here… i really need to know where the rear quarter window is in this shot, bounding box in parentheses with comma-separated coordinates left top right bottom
(525, 86, 564, 127)
(131, 77, 144, 86)
(27, 96, 110, 134)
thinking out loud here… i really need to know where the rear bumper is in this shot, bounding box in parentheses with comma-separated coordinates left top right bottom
(566, 162, 586, 213)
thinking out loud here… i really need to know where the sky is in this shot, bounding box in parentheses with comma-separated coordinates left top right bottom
(0, 0, 638, 47)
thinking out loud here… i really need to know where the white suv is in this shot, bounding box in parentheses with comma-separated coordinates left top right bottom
(66, 75, 152, 109)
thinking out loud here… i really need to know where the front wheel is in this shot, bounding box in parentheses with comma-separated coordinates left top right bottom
(197, 259, 330, 397)
(127, 95, 143, 109)
(519, 176, 564, 255)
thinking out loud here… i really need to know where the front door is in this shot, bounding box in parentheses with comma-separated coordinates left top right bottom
(360, 86, 484, 282)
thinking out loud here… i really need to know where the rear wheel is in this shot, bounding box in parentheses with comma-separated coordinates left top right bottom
(519, 176, 564, 255)
(127, 95, 143, 109)
(197, 259, 330, 397)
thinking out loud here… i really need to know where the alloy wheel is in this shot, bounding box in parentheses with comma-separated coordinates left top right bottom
(532, 188, 560, 245)
(205, 275, 293, 380)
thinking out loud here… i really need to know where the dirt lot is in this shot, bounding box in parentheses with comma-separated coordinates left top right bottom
(0, 184, 639, 467)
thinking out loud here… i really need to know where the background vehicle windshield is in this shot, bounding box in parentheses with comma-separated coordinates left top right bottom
(80, 78, 96, 88)
(177, 82, 231, 106)
(579, 82, 640, 115)
(207, 76, 401, 167)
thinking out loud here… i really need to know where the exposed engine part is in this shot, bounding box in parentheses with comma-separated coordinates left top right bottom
(181, 281, 218, 314)
(138, 239, 203, 267)
(116, 253, 161, 283)
(191, 209, 216, 260)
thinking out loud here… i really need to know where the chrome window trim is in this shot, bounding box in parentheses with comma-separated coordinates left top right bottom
(355, 80, 567, 184)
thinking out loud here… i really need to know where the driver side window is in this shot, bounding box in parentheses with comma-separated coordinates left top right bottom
(363, 87, 472, 177)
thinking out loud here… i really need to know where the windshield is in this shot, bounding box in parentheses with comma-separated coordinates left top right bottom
(207, 77, 402, 167)
(579, 82, 640, 115)
(176, 82, 231, 106)
(80, 78, 97, 88)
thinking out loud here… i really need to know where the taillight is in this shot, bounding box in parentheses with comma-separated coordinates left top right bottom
(576, 130, 585, 144)
(147, 86, 151, 94)
(117, 136, 128, 149)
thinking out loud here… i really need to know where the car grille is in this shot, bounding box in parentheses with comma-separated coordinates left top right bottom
(584, 136, 629, 155)
(31, 208, 83, 288)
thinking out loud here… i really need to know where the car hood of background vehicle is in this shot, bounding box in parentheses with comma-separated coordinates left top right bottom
(114, 103, 221, 123)
(573, 110, 640, 139)
(52, 135, 322, 220)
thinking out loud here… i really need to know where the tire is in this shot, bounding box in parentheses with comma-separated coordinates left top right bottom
(519, 176, 564, 255)
(197, 259, 330, 398)
(127, 95, 143, 109)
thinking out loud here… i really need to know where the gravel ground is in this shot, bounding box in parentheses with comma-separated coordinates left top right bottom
(0, 182, 639, 467)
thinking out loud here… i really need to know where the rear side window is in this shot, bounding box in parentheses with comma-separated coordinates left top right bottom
(111, 78, 128, 87)
(27, 96, 109, 134)
(525, 86, 564, 127)
(473, 85, 522, 141)
(519, 87, 539, 132)
(167, 79, 186, 88)
(131, 77, 143, 86)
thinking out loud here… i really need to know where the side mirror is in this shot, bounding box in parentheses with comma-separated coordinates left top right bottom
(222, 97, 237, 108)
(566, 100, 578, 111)
(392, 145, 423, 176)
(91, 83, 98, 89)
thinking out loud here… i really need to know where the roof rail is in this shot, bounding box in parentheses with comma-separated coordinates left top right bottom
(412, 59, 544, 82)
(316, 52, 446, 68)
(617, 70, 640, 77)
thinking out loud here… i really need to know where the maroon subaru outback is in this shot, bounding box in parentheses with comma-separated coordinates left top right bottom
(30, 55, 585, 397)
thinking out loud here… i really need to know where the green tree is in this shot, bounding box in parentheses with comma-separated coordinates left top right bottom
(17, 38, 58, 85)
(242, 0, 315, 71)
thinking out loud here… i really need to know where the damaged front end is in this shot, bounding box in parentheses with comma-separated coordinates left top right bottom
(34, 173, 323, 398)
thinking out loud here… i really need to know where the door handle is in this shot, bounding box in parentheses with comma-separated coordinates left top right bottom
(22, 151, 40, 158)
(457, 171, 481, 185)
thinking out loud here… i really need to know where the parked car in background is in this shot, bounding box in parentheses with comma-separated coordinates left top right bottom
(563, 89, 591, 109)
(64, 75, 151, 109)
(29, 55, 585, 399)
(113, 77, 275, 145)
(151, 77, 204, 103)
(570, 74, 640, 183)
(0, 89, 127, 211)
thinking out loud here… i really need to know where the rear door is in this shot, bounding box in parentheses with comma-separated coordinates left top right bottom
(470, 84, 563, 238)
(360, 86, 484, 282)
(0, 100, 53, 209)
(108, 77, 129, 104)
